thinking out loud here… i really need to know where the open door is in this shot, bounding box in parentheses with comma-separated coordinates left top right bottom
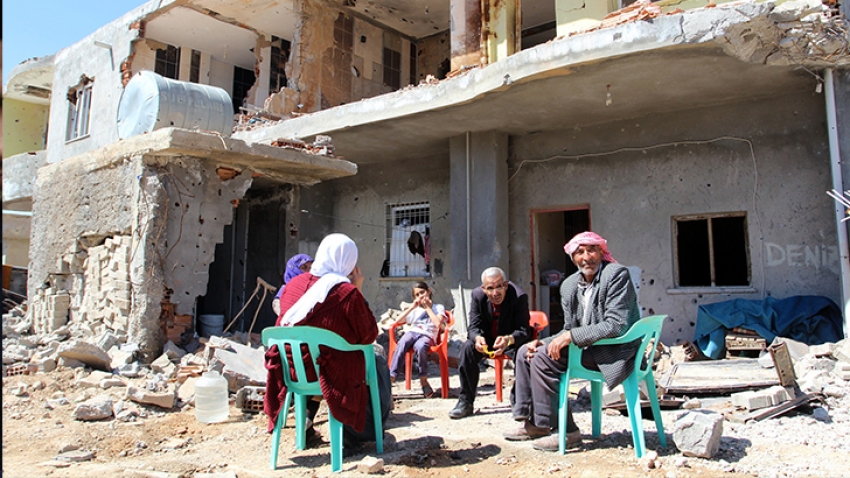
(531, 207, 589, 334)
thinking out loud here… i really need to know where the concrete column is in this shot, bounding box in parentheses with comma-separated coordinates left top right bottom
(450, 0, 483, 71)
(449, 131, 510, 333)
(130, 164, 168, 362)
(483, 0, 518, 64)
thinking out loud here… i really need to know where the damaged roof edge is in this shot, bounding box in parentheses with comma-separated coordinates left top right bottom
(234, 1, 777, 146)
(45, 128, 357, 185)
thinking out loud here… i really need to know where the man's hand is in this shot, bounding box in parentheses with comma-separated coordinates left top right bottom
(546, 331, 572, 361)
(524, 339, 542, 361)
(474, 336, 487, 354)
(493, 335, 514, 355)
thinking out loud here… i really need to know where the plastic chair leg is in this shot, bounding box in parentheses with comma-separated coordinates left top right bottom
(495, 357, 504, 402)
(404, 352, 413, 390)
(590, 380, 603, 437)
(270, 403, 285, 469)
(294, 394, 308, 450)
(282, 391, 292, 428)
(328, 413, 344, 473)
(369, 376, 384, 454)
(558, 373, 570, 455)
(622, 374, 646, 458)
(645, 374, 667, 448)
(438, 353, 449, 399)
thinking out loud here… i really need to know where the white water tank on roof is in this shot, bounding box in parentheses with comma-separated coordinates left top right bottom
(117, 70, 233, 139)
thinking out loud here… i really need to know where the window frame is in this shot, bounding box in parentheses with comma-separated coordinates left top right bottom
(155, 44, 181, 80)
(384, 202, 431, 278)
(66, 79, 93, 142)
(673, 212, 751, 289)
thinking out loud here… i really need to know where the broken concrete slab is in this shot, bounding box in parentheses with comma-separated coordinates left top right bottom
(126, 385, 175, 409)
(55, 449, 95, 462)
(75, 370, 114, 388)
(163, 341, 187, 360)
(212, 342, 266, 392)
(673, 410, 723, 458)
(57, 340, 111, 371)
(72, 395, 114, 421)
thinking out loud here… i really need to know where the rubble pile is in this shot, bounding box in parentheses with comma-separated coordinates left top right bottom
(269, 134, 337, 157)
(3, 298, 268, 425)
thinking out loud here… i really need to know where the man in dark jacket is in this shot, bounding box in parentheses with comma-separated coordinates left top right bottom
(504, 231, 640, 451)
(449, 267, 532, 419)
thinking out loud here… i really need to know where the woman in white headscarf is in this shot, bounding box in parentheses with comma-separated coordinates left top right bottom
(264, 233, 390, 447)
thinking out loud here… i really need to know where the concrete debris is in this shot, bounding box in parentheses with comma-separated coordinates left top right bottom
(209, 338, 266, 392)
(163, 341, 187, 360)
(673, 410, 724, 458)
(72, 395, 114, 421)
(55, 449, 96, 462)
(126, 385, 176, 409)
(358, 456, 385, 474)
(76, 370, 114, 388)
(269, 136, 336, 157)
(57, 340, 111, 371)
(235, 385, 265, 413)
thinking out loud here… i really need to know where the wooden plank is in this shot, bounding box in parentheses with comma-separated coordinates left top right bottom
(660, 358, 779, 394)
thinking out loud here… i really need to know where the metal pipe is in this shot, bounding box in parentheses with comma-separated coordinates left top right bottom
(2, 210, 34, 217)
(825, 68, 850, 338)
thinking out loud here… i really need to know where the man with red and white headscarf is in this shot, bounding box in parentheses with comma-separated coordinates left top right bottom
(504, 231, 640, 452)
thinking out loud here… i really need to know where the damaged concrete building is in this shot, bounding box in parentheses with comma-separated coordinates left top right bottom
(3, 0, 850, 360)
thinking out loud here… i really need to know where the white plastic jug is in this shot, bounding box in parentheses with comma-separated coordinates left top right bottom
(195, 370, 229, 423)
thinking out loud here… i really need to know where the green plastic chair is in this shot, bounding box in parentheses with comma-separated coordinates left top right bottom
(262, 326, 384, 472)
(557, 314, 668, 457)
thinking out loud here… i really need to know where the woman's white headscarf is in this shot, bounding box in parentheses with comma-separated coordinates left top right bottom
(279, 233, 358, 326)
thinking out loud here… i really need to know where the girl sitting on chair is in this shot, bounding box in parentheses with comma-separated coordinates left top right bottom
(389, 282, 445, 398)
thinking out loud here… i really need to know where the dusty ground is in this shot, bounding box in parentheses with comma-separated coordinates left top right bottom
(2, 362, 845, 478)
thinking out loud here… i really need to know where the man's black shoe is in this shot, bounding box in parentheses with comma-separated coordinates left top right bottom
(448, 401, 474, 419)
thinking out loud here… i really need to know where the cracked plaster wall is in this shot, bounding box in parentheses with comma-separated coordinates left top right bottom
(300, 160, 453, 317)
(30, 152, 251, 361)
(508, 90, 839, 345)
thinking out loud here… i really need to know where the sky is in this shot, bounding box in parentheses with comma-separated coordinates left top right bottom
(3, 0, 147, 86)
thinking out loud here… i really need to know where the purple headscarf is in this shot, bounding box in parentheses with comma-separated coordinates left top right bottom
(284, 254, 314, 284)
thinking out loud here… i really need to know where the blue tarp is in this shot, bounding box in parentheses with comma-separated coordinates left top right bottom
(694, 296, 844, 359)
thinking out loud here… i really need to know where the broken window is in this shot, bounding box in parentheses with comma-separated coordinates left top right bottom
(269, 36, 291, 93)
(383, 32, 402, 91)
(232, 66, 256, 114)
(385, 202, 430, 278)
(189, 49, 201, 83)
(675, 213, 750, 287)
(155, 44, 181, 80)
(66, 77, 93, 141)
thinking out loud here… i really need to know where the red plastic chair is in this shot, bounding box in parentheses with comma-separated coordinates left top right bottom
(388, 310, 455, 399)
(493, 311, 549, 402)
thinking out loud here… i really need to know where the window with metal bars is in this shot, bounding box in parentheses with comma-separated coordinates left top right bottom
(269, 36, 291, 93)
(155, 44, 180, 80)
(385, 202, 430, 277)
(674, 213, 750, 287)
(66, 79, 93, 141)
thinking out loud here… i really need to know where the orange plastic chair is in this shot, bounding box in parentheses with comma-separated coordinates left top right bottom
(388, 310, 454, 399)
(493, 311, 549, 402)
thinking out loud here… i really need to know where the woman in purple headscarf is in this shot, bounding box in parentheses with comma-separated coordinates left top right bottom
(271, 253, 313, 315)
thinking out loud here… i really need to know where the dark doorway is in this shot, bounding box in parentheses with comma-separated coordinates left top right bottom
(199, 187, 291, 336)
(532, 207, 590, 334)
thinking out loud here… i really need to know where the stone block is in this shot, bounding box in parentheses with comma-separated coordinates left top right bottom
(834, 362, 850, 381)
(358, 456, 385, 474)
(151, 353, 175, 374)
(33, 358, 57, 374)
(72, 395, 114, 421)
(57, 340, 111, 371)
(833, 339, 850, 364)
(126, 385, 175, 409)
(808, 343, 835, 358)
(108, 346, 134, 369)
(673, 410, 723, 458)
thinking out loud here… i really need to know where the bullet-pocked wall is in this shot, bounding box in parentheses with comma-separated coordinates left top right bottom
(300, 158, 454, 318)
(507, 90, 840, 345)
(30, 148, 251, 361)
